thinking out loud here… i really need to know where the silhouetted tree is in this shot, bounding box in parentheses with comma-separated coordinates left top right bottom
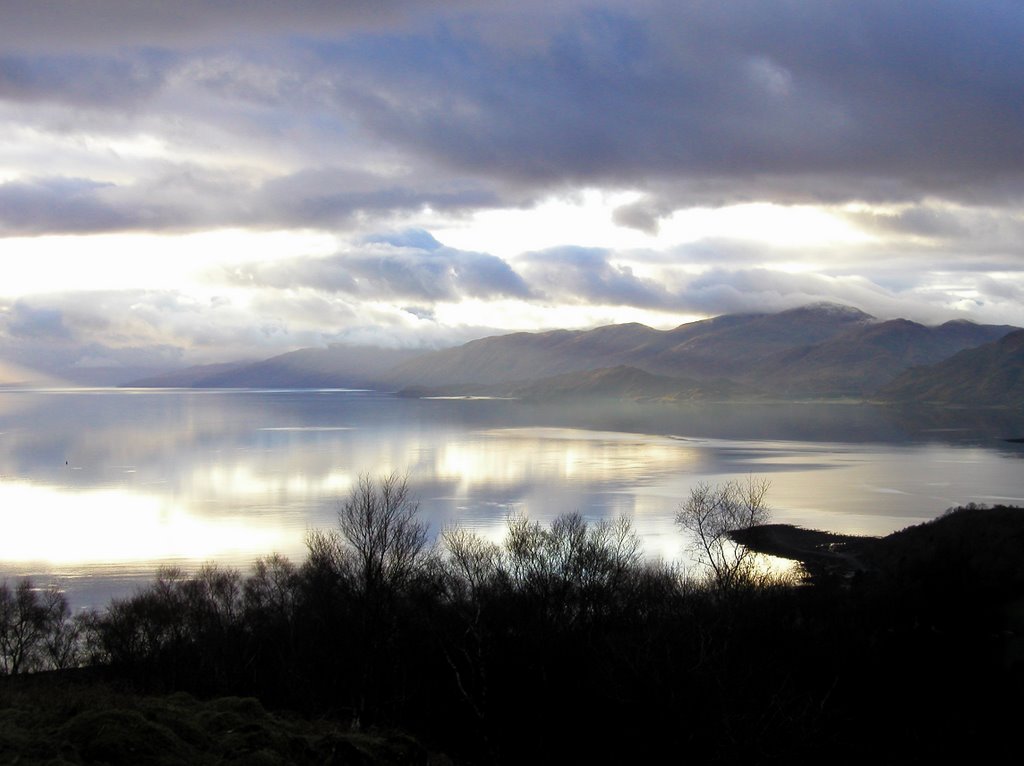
(336, 472, 428, 598)
(39, 585, 83, 670)
(676, 476, 772, 591)
(304, 473, 429, 727)
(441, 526, 504, 601)
(242, 554, 300, 701)
(0, 579, 75, 674)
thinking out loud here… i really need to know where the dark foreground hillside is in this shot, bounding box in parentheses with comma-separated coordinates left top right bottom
(0, 673, 439, 765)
(2, 494, 1023, 765)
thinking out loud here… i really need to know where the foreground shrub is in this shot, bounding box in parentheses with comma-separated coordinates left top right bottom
(74, 482, 1024, 764)
(0, 579, 84, 674)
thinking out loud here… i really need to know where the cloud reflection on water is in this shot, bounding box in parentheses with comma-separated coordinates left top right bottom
(1, 389, 1022, 607)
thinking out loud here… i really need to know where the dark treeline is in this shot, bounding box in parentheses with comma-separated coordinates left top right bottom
(3, 476, 1023, 764)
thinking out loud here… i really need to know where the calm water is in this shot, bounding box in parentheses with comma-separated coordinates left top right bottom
(1, 388, 1022, 608)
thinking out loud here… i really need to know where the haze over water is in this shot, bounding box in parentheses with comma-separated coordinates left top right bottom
(1, 388, 1022, 609)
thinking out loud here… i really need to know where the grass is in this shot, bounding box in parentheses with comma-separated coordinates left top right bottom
(0, 671, 444, 766)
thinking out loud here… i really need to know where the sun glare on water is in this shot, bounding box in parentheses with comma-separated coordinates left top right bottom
(0, 481, 289, 565)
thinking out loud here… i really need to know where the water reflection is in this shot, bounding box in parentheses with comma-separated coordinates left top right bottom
(0, 481, 286, 563)
(437, 428, 704, 488)
(1, 389, 1022, 607)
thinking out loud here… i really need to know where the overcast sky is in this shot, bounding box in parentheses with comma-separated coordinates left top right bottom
(2, 0, 1024, 379)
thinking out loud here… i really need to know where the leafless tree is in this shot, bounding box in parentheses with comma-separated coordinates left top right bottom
(441, 526, 504, 600)
(336, 472, 428, 596)
(676, 476, 772, 592)
(0, 579, 76, 674)
(244, 554, 298, 618)
(312, 473, 428, 728)
(40, 585, 83, 670)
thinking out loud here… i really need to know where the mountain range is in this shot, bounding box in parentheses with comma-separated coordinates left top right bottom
(878, 329, 1024, 406)
(128, 345, 425, 389)
(125, 303, 1024, 405)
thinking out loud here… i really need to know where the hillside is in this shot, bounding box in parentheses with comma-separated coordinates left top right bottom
(384, 303, 874, 388)
(636, 303, 874, 379)
(400, 365, 758, 401)
(126, 360, 255, 388)
(387, 303, 1018, 399)
(122, 304, 1022, 400)
(878, 329, 1024, 405)
(750, 318, 1017, 396)
(127, 345, 426, 389)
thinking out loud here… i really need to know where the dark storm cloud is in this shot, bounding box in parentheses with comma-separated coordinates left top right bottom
(3, 1, 1022, 225)
(312, 0, 1024, 206)
(2, 0, 1024, 339)
(0, 1, 491, 52)
(847, 207, 971, 241)
(255, 169, 505, 229)
(519, 247, 674, 309)
(233, 230, 532, 302)
(0, 51, 171, 106)
(0, 177, 130, 234)
(0, 170, 261, 235)
(0, 169, 505, 235)
(845, 204, 1024, 259)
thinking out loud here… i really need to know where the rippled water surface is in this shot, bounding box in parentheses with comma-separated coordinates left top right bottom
(2, 389, 1022, 607)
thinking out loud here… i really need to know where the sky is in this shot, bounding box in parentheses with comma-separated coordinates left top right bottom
(2, 0, 1024, 381)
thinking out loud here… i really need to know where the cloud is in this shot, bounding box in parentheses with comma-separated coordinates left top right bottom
(611, 196, 674, 235)
(306, 1, 1024, 207)
(844, 203, 1024, 259)
(6, 249, 1024, 385)
(4, 302, 72, 341)
(0, 172, 250, 235)
(254, 169, 505, 229)
(2, 0, 1024, 371)
(2, 0, 1022, 238)
(366, 229, 443, 251)
(0, 177, 127, 235)
(0, 294, 183, 378)
(519, 246, 675, 308)
(0, 168, 509, 236)
(674, 269, 893, 317)
(0, 1, 494, 53)
(0, 51, 171, 106)
(232, 229, 533, 302)
(0, 289, 361, 377)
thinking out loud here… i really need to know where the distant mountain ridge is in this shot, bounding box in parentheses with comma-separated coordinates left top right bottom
(127, 346, 426, 389)
(125, 303, 1023, 404)
(383, 303, 876, 388)
(382, 303, 1018, 400)
(749, 317, 1017, 396)
(878, 330, 1024, 405)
